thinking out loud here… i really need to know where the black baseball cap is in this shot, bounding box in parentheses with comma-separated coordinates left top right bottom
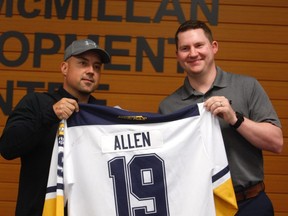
(64, 39, 110, 63)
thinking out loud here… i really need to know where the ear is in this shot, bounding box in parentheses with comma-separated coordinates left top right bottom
(212, 41, 218, 54)
(176, 48, 180, 59)
(61, 62, 68, 76)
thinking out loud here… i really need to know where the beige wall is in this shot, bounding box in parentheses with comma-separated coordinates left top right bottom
(0, 0, 287, 215)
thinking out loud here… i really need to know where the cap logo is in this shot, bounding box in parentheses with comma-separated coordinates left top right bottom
(85, 40, 97, 47)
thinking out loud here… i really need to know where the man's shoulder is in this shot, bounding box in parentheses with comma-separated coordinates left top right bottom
(219, 67, 257, 82)
(24, 91, 61, 101)
(158, 85, 185, 114)
(17, 91, 62, 109)
(161, 85, 183, 102)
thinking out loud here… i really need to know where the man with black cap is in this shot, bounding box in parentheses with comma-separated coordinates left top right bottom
(0, 39, 110, 216)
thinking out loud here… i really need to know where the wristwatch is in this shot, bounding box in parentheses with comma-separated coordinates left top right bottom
(230, 112, 244, 129)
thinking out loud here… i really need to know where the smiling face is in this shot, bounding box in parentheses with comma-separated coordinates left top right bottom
(61, 50, 103, 102)
(176, 28, 218, 78)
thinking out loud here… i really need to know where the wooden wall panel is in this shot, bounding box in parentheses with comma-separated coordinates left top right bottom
(2, 34, 288, 59)
(221, 0, 288, 7)
(2, 72, 287, 98)
(1, 2, 288, 27)
(1, 59, 288, 82)
(265, 174, 288, 193)
(0, 202, 16, 216)
(0, 183, 18, 201)
(1, 0, 287, 215)
(0, 163, 20, 183)
(269, 194, 288, 213)
(265, 156, 288, 175)
(2, 24, 288, 50)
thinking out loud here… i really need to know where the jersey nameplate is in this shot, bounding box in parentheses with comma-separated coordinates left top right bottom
(101, 130, 163, 153)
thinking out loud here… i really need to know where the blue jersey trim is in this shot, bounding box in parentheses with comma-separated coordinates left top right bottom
(67, 104, 200, 127)
(46, 183, 64, 194)
(212, 166, 230, 183)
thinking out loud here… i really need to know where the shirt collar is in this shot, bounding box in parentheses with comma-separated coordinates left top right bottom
(181, 67, 228, 100)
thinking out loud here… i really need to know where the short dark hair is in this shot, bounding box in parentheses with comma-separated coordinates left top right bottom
(175, 20, 214, 49)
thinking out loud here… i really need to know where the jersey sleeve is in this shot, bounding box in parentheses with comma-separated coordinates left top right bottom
(42, 121, 65, 216)
(198, 103, 238, 215)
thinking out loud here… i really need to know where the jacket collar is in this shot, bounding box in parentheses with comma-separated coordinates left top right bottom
(57, 86, 98, 104)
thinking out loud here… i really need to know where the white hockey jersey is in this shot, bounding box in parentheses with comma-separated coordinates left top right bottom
(43, 103, 237, 216)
